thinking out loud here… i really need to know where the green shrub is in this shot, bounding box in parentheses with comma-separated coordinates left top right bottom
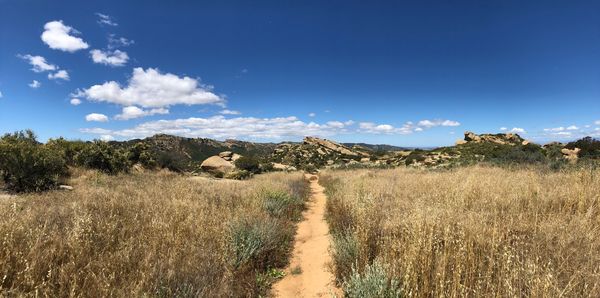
(0, 130, 68, 192)
(404, 151, 426, 165)
(343, 262, 402, 298)
(234, 155, 261, 173)
(331, 231, 359, 283)
(128, 142, 158, 169)
(227, 216, 292, 271)
(262, 190, 304, 220)
(46, 137, 87, 165)
(156, 151, 188, 172)
(566, 136, 600, 159)
(224, 169, 251, 180)
(75, 141, 130, 174)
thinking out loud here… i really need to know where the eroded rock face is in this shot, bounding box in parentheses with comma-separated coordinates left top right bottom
(303, 136, 366, 157)
(462, 131, 526, 146)
(272, 163, 297, 171)
(561, 148, 580, 164)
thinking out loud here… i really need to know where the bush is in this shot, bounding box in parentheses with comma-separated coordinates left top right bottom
(224, 170, 251, 180)
(262, 190, 304, 220)
(46, 137, 87, 165)
(0, 130, 68, 192)
(75, 141, 130, 174)
(566, 136, 600, 159)
(156, 152, 188, 172)
(226, 216, 292, 271)
(343, 262, 402, 298)
(331, 231, 359, 283)
(234, 155, 261, 173)
(128, 142, 158, 169)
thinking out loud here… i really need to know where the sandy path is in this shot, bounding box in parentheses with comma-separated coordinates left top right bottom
(272, 174, 341, 298)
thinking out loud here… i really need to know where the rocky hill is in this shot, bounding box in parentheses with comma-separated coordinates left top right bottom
(111, 131, 587, 173)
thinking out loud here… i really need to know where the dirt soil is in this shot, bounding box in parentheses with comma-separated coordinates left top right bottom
(271, 174, 341, 297)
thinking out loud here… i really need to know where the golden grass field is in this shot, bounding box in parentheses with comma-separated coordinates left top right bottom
(0, 169, 307, 297)
(321, 166, 600, 297)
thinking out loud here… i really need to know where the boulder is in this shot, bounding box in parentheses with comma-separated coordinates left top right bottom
(561, 148, 580, 164)
(360, 157, 370, 163)
(59, 185, 74, 191)
(272, 163, 297, 171)
(200, 155, 235, 174)
(219, 151, 233, 158)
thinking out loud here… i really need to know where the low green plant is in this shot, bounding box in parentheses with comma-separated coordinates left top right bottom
(234, 155, 261, 173)
(343, 262, 402, 298)
(331, 231, 359, 283)
(0, 130, 68, 192)
(75, 141, 130, 174)
(262, 190, 304, 220)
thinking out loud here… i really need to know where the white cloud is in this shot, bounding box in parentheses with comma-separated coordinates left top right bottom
(500, 127, 507, 131)
(0, 91, 3, 98)
(417, 119, 461, 128)
(29, 80, 41, 88)
(100, 135, 114, 141)
(544, 125, 579, 132)
(85, 113, 109, 122)
(95, 13, 117, 26)
(90, 49, 128, 66)
(18, 54, 57, 72)
(70, 98, 81, 105)
(115, 106, 169, 120)
(80, 116, 357, 140)
(79, 67, 225, 108)
(308, 112, 316, 117)
(326, 121, 345, 129)
(219, 109, 241, 115)
(510, 127, 526, 133)
(48, 70, 70, 81)
(107, 34, 134, 49)
(359, 122, 412, 134)
(41, 20, 89, 52)
(595, 120, 600, 126)
(414, 127, 423, 132)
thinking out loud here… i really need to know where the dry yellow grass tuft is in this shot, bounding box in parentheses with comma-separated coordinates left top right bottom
(0, 169, 307, 297)
(321, 166, 600, 297)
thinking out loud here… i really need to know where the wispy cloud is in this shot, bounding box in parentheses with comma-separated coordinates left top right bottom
(28, 80, 41, 88)
(219, 109, 241, 115)
(96, 13, 118, 26)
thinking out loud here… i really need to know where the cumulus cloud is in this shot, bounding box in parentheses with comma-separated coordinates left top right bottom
(95, 13, 117, 26)
(358, 118, 460, 134)
(510, 127, 526, 133)
(359, 122, 412, 134)
(48, 70, 70, 81)
(18, 54, 57, 72)
(41, 20, 89, 52)
(308, 112, 316, 117)
(78, 67, 225, 108)
(29, 80, 41, 88)
(100, 135, 114, 141)
(85, 113, 109, 122)
(90, 49, 129, 66)
(115, 106, 169, 120)
(70, 98, 81, 105)
(80, 116, 357, 140)
(543, 125, 579, 132)
(219, 109, 241, 115)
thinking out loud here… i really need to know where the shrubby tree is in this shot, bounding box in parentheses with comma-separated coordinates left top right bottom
(0, 130, 68, 192)
(75, 140, 130, 174)
(235, 155, 261, 173)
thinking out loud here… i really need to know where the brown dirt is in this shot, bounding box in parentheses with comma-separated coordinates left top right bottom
(272, 174, 341, 297)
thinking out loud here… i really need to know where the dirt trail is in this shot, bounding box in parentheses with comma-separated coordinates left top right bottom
(272, 174, 341, 298)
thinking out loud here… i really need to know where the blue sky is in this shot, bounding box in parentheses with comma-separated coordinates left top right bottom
(1, 0, 599, 147)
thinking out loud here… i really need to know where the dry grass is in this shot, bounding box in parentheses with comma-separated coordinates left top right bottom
(321, 166, 600, 297)
(0, 169, 307, 297)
